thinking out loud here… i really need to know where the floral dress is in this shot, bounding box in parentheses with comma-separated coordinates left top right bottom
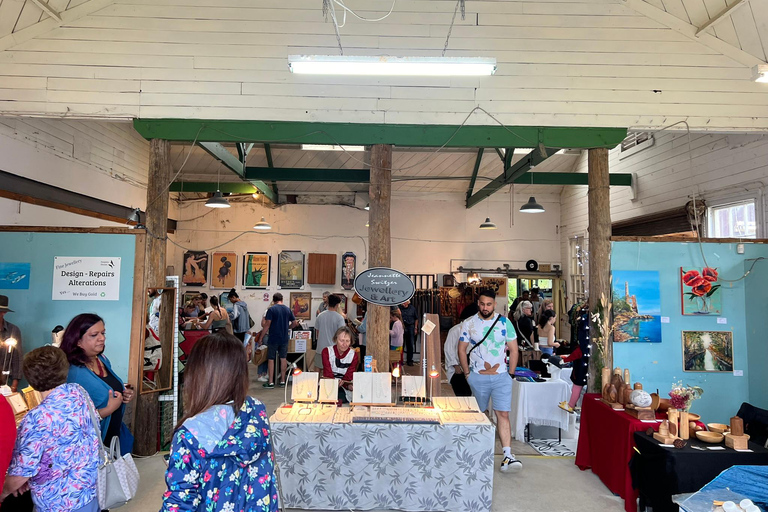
(161, 396, 279, 512)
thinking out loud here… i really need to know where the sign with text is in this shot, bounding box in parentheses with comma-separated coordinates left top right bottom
(52, 256, 121, 301)
(354, 267, 415, 307)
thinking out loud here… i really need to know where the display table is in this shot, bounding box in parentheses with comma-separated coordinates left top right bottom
(510, 378, 571, 442)
(575, 394, 661, 512)
(630, 432, 768, 512)
(272, 419, 495, 511)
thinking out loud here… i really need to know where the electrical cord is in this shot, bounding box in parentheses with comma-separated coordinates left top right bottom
(331, 0, 397, 22)
(145, 126, 203, 210)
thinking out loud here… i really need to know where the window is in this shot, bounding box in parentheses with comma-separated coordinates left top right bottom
(569, 235, 587, 304)
(707, 200, 757, 238)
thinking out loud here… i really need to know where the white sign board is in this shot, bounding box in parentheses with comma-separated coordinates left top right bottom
(52, 256, 121, 301)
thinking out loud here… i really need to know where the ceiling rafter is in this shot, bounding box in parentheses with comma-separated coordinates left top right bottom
(623, 0, 765, 66)
(196, 142, 277, 203)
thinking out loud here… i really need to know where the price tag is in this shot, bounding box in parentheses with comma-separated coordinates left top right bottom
(717, 317, 727, 324)
(661, 317, 670, 323)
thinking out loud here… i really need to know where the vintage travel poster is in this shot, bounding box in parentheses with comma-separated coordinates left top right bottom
(243, 252, 270, 288)
(279, 251, 304, 289)
(211, 251, 238, 289)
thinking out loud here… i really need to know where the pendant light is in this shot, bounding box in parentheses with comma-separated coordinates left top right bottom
(479, 217, 497, 229)
(205, 164, 231, 208)
(520, 197, 545, 213)
(253, 216, 271, 230)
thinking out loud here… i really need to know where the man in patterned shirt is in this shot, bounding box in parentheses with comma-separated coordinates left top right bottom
(458, 289, 522, 473)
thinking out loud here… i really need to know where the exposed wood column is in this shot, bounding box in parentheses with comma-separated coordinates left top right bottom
(367, 144, 392, 372)
(587, 148, 613, 393)
(134, 138, 171, 455)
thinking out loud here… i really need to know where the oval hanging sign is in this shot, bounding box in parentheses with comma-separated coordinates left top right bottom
(354, 267, 415, 307)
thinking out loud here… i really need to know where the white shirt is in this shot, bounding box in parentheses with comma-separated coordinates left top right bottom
(443, 323, 463, 381)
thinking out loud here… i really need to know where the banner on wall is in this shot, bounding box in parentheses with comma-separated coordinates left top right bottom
(52, 256, 121, 301)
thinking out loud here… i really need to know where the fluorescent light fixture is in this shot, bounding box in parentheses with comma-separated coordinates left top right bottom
(513, 148, 565, 155)
(288, 55, 497, 76)
(752, 64, 768, 83)
(301, 144, 365, 152)
(205, 190, 231, 208)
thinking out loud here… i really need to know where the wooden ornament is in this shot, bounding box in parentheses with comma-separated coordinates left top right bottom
(645, 427, 655, 436)
(673, 438, 687, 449)
(659, 420, 669, 436)
(601, 368, 611, 394)
(634, 382, 643, 390)
(624, 369, 630, 386)
(668, 409, 679, 436)
(608, 385, 618, 403)
(730, 416, 744, 437)
(679, 411, 690, 440)
(724, 433, 749, 450)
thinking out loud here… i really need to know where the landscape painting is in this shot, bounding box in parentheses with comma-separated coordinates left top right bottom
(611, 270, 662, 343)
(682, 330, 733, 372)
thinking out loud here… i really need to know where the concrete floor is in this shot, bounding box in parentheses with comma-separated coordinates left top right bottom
(123, 371, 626, 512)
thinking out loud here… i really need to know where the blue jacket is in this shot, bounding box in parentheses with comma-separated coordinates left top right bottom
(230, 301, 251, 334)
(67, 355, 134, 455)
(161, 397, 279, 512)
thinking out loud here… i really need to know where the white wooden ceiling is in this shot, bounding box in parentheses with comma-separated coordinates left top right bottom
(170, 144, 581, 195)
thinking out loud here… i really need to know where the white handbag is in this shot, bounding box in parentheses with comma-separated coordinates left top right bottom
(87, 398, 140, 509)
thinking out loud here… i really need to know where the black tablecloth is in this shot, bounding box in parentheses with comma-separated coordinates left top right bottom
(630, 432, 768, 512)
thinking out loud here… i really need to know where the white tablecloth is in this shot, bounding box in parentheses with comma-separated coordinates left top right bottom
(510, 378, 571, 442)
(272, 421, 495, 511)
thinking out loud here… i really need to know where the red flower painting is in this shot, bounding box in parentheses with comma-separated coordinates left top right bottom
(681, 267, 721, 315)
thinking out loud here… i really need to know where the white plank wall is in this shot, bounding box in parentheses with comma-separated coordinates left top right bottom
(0, 0, 767, 129)
(558, 132, 768, 288)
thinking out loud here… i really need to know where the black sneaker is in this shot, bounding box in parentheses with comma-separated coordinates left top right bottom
(500, 455, 523, 473)
(278, 381, 286, 388)
(262, 382, 275, 389)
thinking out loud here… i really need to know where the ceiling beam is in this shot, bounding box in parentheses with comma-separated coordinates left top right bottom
(515, 172, 633, 186)
(29, 0, 62, 21)
(245, 167, 370, 182)
(696, 0, 750, 36)
(134, 120, 627, 149)
(623, 0, 765, 67)
(466, 148, 485, 203)
(466, 147, 559, 208)
(196, 142, 277, 203)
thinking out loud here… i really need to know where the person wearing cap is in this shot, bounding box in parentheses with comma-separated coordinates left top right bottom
(0, 295, 22, 393)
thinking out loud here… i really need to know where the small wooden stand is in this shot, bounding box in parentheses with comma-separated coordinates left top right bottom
(724, 433, 749, 450)
(626, 405, 655, 420)
(653, 420, 678, 444)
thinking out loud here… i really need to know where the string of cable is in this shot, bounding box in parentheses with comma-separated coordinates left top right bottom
(145, 126, 203, 210)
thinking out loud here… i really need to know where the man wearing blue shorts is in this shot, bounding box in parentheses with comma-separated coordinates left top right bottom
(458, 289, 522, 473)
(258, 293, 299, 389)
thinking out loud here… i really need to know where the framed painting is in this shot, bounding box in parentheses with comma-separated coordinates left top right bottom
(0, 262, 30, 289)
(336, 293, 347, 314)
(290, 292, 311, 320)
(182, 251, 208, 286)
(211, 251, 238, 289)
(279, 251, 304, 289)
(341, 252, 356, 290)
(182, 292, 198, 306)
(243, 252, 270, 289)
(611, 270, 662, 343)
(681, 267, 721, 315)
(682, 330, 733, 372)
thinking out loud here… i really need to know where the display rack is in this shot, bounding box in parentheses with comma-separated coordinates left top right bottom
(157, 275, 181, 425)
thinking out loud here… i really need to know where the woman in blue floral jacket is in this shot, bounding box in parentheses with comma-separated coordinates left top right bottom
(160, 332, 279, 512)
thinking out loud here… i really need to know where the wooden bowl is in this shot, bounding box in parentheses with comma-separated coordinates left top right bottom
(707, 423, 730, 434)
(688, 413, 701, 421)
(696, 431, 724, 443)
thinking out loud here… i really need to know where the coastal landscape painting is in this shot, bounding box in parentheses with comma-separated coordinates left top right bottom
(611, 270, 662, 343)
(682, 330, 733, 372)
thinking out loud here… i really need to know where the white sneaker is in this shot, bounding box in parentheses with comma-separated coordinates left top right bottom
(257, 375, 268, 382)
(500, 455, 523, 473)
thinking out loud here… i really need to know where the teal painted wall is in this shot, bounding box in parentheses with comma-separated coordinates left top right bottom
(744, 257, 768, 410)
(612, 241, 768, 422)
(0, 232, 136, 381)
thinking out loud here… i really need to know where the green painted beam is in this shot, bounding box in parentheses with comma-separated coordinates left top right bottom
(467, 147, 559, 208)
(133, 119, 627, 149)
(196, 142, 277, 203)
(515, 172, 633, 186)
(466, 148, 485, 202)
(170, 182, 258, 194)
(245, 167, 370, 182)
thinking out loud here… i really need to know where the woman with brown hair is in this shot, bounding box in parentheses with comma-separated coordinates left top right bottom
(161, 331, 278, 512)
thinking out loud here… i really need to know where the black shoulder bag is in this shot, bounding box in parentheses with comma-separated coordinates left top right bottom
(467, 314, 502, 358)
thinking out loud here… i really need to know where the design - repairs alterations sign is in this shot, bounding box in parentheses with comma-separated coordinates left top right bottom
(52, 257, 121, 301)
(354, 267, 415, 307)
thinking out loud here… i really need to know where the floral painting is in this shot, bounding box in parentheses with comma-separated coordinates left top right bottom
(681, 267, 721, 315)
(682, 330, 733, 372)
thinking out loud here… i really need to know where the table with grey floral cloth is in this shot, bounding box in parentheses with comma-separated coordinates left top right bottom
(271, 422, 495, 511)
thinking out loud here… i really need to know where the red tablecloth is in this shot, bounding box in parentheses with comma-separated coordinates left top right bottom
(575, 394, 661, 512)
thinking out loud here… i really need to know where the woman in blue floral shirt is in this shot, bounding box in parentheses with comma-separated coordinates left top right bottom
(0, 346, 101, 512)
(161, 332, 279, 512)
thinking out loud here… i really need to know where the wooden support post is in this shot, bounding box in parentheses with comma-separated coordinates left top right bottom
(367, 144, 393, 373)
(134, 139, 171, 455)
(587, 148, 613, 393)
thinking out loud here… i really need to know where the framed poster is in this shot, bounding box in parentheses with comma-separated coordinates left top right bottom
(210, 252, 238, 289)
(341, 252, 356, 290)
(243, 252, 270, 289)
(681, 267, 721, 315)
(279, 251, 304, 289)
(182, 251, 208, 286)
(610, 270, 661, 343)
(0, 262, 30, 289)
(682, 330, 733, 372)
(290, 292, 311, 320)
(336, 293, 347, 314)
(182, 292, 198, 306)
